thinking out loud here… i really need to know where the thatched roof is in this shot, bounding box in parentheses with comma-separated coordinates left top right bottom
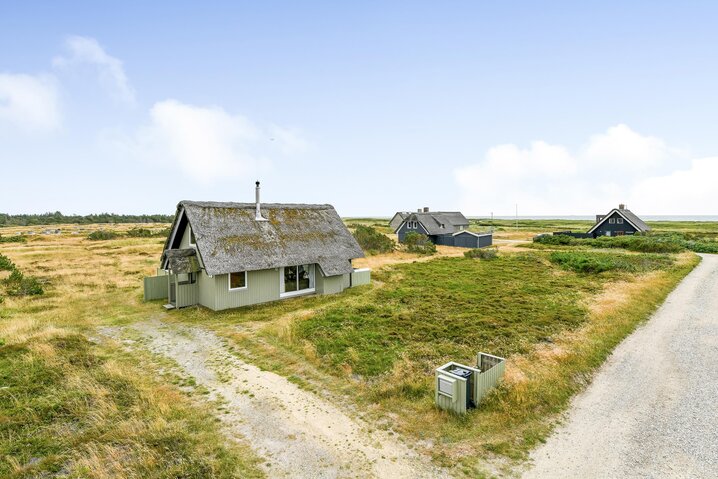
(163, 248, 201, 274)
(166, 201, 364, 276)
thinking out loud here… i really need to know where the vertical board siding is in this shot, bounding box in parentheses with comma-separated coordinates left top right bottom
(213, 268, 280, 311)
(198, 270, 216, 310)
(350, 269, 371, 286)
(176, 282, 199, 308)
(478, 234, 493, 248)
(320, 274, 345, 295)
(143, 276, 168, 301)
(342, 273, 350, 290)
(474, 353, 506, 405)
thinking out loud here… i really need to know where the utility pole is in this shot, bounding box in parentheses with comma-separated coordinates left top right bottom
(515, 204, 518, 231)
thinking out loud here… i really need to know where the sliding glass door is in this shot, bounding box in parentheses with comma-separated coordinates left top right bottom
(282, 264, 315, 296)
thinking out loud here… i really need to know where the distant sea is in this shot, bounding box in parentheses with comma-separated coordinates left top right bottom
(472, 215, 718, 222)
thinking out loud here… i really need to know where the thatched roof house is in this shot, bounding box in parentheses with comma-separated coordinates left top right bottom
(144, 183, 370, 311)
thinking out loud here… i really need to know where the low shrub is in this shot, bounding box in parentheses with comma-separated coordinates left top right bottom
(0, 254, 15, 271)
(0, 234, 26, 243)
(4, 269, 44, 296)
(464, 247, 498, 260)
(87, 230, 119, 241)
(534, 233, 686, 254)
(126, 227, 171, 238)
(549, 251, 673, 274)
(352, 225, 395, 254)
(403, 232, 436, 255)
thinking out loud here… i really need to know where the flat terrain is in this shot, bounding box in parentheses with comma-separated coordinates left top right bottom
(0, 220, 713, 477)
(101, 318, 445, 479)
(525, 253, 718, 479)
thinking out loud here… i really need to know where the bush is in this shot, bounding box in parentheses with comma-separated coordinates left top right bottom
(126, 227, 153, 237)
(0, 254, 15, 272)
(352, 225, 395, 254)
(4, 269, 44, 296)
(549, 251, 673, 274)
(534, 233, 687, 254)
(87, 230, 119, 241)
(0, 234, 26, 244)
(403, 232, 436, 255)
(464, 247, 498, 260)
(127, 227, 171, 238)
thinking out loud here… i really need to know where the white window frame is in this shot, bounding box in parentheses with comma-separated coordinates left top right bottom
(617, 218, 624, 224)
(188, 228, 196, 247)
(280, 264, 316, 298)
(228, 271, 248, 291)
(609, 218, 616, 224)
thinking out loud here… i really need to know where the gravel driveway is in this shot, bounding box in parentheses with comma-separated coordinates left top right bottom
(524, 254, 718, 479)
(103, 320, 446, 479)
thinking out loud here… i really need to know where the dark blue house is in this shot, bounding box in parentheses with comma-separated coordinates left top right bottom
(587, 204, 650, 238)
(394, 208, 492, 248)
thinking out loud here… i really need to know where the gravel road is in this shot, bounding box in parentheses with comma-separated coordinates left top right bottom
(103, 320, 446, 479)
(524, 254, 718, 479)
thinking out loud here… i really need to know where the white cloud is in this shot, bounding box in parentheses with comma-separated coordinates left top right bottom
(582, 124, 675, 170)
(53, 35, 135, 105)
(0, 73, 60, 131)
(628, 157, 718, 215)
(128, 99, 305, 184)
(454, 124, 699, 215)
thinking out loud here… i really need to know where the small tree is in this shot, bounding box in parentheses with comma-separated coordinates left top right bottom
(403, 232, 436, 255)
(352, 225, 395, 254)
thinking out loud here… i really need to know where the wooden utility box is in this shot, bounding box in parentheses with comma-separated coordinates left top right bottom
(435, 353, 506, 414)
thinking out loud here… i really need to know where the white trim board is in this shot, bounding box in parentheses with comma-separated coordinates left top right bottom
(587, 209, 642, 234)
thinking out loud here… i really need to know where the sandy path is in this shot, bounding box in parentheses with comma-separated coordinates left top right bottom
(107, 320, 447, 479)
(524, 254, 718, 479)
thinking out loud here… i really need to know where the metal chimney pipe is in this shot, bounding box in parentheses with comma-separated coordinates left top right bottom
(255, 181, 267, 221)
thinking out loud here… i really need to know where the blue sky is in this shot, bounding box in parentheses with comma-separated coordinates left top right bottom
(1, 1, 717, 216)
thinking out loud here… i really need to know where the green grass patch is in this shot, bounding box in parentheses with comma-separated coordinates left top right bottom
(0, 331, 264, 478)
(549, 251, 673, 274)
(295, 253, 601, 377)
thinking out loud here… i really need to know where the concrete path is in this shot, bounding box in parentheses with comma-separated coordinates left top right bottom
(524, 254, 718, 479)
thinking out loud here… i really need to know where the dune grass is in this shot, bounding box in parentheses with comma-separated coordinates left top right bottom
(0, 227, 265, 478)
(0, 222, 705, 478)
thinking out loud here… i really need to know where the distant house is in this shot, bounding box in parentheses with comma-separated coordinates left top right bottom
(143, 182, 370, 310)
(389, 211, 410, 231)
(394, 207, 492, 248)
(587, 204, 650, 237)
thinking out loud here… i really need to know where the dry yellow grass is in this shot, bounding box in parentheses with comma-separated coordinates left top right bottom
(0, 224, 265, 478)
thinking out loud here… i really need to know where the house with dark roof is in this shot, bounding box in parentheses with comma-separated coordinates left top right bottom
(389, 211, 410, 231)
(394, 207, 492, 248)
(587, 204, 650, 237)
(143, 182, 369, 310)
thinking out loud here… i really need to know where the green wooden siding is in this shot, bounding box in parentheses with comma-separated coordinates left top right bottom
(474, 353, 506, 405)
(350, 268, 371, 287)
(212, 268, 280, 311)
(176, 282, 199, 308)
(320, 274, 345, 295)
(144, 276, 168, 301)
(198, 270, 216, 310)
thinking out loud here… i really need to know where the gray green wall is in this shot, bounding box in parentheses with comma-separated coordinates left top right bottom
(211, 268, 281, 311)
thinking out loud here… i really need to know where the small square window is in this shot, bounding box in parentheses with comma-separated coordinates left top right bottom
(617, 218, 624, 224)
(609, 218, 616, 224)
(229, 271, 247, 290)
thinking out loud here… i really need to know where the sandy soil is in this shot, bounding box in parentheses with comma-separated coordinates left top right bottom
(102, 319, 447, 479)
(523, 254, 718, 479)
